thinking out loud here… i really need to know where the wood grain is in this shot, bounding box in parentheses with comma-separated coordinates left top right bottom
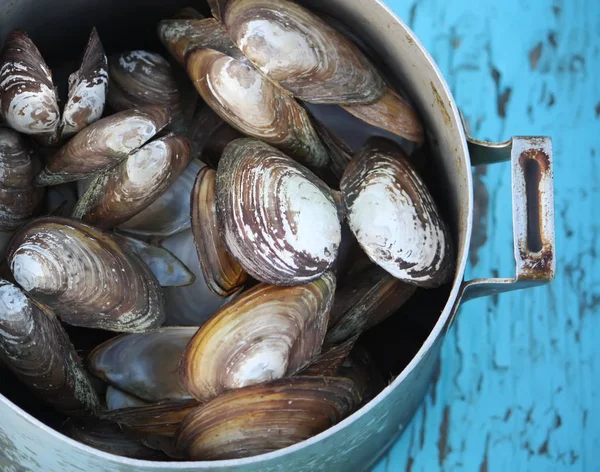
(373, 0, 599, 470)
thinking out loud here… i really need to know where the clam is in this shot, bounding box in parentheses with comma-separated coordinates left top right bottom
(175, 7, 206, 20)
(112, 234, 194, 287)
(0, 128, 44, 231)
(62, 418, 167, 460)
(61, 29, 109, 138)
(118, 158, 203, 238)
(217, 139, 341, 285)
(222, 0, 384, 105)
(72, 133, 192, 229)
(300, 334, 358, 377)
(0, 29, 107, 144)
(7, 217, 165, 332)
(107, 50, 183, 131)
(340, 138, 454, 287)
(102, 399, 202, 437)
(0, 31, 60, 140)
(186, 49, 329, 170)
(325, 265, 417, 345)
(175, 376, 361, 460)
(158, 18, 246, 66)
(88, 327, 197, 402)
(0, 280, 100, 415)
(180, 272, 335, 402)
(36, 105, 172, 186)
(106, 386, 149, 410)
(191, 167, 247, 297)
(161, 228, 232, 326)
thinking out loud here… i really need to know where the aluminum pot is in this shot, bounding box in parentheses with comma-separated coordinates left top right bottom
(0, 0, 555, 470)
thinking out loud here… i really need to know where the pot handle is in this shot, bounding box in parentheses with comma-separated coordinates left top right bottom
(452, 114, 555, 315)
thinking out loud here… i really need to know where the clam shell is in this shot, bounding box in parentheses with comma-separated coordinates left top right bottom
(112, 234, 195, 287)
(105, 386, 149, 410)
(217, 139, 340, 285)
(107, 51, 182, 127)
(180, 272, 336, 402)
(61, 28, 108, 138)
(0, 280, 100, 415)
(223, 0, 385, 105)
(325, 265, 416, 344)
(186, 49, 329, 170)
(191, 167, 247, 297)
(118, 158, 203, 238)
(102, 399, 202, 437)
(88, 327, 197, 402)
(0, 31, 60, 139)
(342, 87, 424, 145)
(36, 105, 172, 186)
(174, 7, 206, 20)
(0, 128, 44, 231)
(160, 228, 232, 326)
(7, 217, 166, 332)
(158, 18, 245, 65)
(299, 334, 358, 377)
(62, 418, 167, 460)
(72, 133, 192, 229)
(341, 138, 454, 287)
(175, 376, 360, 460)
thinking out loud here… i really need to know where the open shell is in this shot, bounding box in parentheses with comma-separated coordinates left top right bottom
(105, 386, 149, 410)
(61, 28, 108, 138)
(0, 31, 60, 139)
(175, 376, 360, 460)
(36, 105, 172, 186)
(186, 49, 329, 170)
(7, 217, 165, 332)
(0, 128, 44, 231)
(88, 327, 196, 402)
(179, 272, 335, 402)
(191, 167, 247, 297)
(0, 280, 100, 416)
(217, 139, 341, 285)
(223, 0, 384, 105)
(340, 138, 454, 287)
(72, 134, 191, 229)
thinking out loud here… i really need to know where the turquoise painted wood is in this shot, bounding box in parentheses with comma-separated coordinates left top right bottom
(373, 0, 599, 470)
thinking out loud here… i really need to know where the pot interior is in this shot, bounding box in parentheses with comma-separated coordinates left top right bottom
(0, 0, 470, 457)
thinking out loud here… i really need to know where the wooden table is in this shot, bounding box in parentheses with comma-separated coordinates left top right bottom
(372, 0, 599, 470)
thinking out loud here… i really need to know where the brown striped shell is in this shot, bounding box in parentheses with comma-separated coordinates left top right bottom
(7, 217, 165, 332)
(216, 139, 341, 285)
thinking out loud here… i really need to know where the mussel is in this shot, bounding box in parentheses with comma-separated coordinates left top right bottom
(0, 29, 107, 143)
(185, 49, 329, 170)
(0, 280, 100, 415)
(175, 376, 361, 460)
(0, 128, 44, 231)
(325, 265, 417, 344)
(191, 167, 247, 297)
(88, 327, 197, 402)
(62, 418, 167, 460)
(7, 217, 165, 332)
(340, 138, 454, 287)
(217, 139, 341, 285)
(36, 105, 172, 186)
(118, 158, 203, 238)
(72, 133, 192, 229)
(180, 272, 335, 402)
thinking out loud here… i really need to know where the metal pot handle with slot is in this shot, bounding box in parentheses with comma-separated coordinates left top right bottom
(450, 115, 556, 322)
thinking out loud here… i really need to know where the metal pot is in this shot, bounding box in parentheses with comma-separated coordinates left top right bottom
(0, 0, 555, 470)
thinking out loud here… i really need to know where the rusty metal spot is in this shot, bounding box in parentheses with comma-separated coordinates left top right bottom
(430, 81, 452, 128)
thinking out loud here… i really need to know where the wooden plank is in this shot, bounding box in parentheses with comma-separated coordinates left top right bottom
(373, 0, 599, 470)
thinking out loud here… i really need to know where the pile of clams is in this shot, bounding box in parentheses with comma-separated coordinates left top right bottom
(0, 0, 454, 462)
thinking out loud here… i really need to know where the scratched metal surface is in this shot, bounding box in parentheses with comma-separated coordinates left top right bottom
(372, 0, 599, 470)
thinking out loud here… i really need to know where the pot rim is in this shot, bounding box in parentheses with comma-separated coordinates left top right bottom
(0, 0, 473, 467)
